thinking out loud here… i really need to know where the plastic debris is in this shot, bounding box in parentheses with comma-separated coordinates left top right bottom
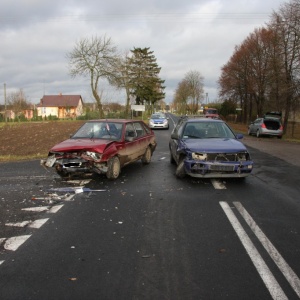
(48, 187, 106, 194)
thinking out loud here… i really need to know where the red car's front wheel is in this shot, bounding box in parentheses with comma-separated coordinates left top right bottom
(106, 156, 121, 180)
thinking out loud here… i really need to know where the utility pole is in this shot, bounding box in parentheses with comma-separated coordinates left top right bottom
(4, 82, 7, 123)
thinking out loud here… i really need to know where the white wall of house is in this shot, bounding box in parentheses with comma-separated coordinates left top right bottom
(37, 107, 59, 118)
(76, 100, 84, 116)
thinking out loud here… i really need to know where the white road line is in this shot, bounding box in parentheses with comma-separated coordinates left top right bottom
(0, 261, 4, 265)
(219, 201, 288, 300)
(48, 204, 64, 213)
(28, 218, 49, 229)
(0, 238, 6, 245)
(234, 201, 300, 298)
(5, 221, 31, 227)
(4, 235, 31, 251)
(211, 179, 227, 189)
(22, 206, 49, 212)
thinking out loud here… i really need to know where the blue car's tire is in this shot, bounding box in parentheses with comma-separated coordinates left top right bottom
(175, 159, 186, 178)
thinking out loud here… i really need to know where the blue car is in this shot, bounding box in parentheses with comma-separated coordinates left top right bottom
(169, 117, 253, 178)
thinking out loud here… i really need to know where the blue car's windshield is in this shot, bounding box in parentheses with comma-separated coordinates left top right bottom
(182, 121, 236, 139)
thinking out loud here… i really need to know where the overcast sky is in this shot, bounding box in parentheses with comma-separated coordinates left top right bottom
(0, 0, 285, 106)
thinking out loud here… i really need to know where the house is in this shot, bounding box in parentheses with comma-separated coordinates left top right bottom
(0, 109, 15, 120)
(36, 94, 84, 119)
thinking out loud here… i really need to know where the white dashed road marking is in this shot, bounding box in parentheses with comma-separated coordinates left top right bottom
(22, 206, 49, 212)
(4, 235, 31, 251)
(48, 204, 64, 213)
(211, 179, 227, 189)
(0, 189, 75, 266)
(28, 218, 49, 229)
(5, 221, 31, 227)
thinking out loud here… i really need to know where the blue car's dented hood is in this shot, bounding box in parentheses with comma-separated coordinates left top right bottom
(181, 138, 247, 153)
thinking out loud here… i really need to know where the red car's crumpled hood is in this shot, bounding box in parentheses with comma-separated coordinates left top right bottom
(50, 138, 113, 153)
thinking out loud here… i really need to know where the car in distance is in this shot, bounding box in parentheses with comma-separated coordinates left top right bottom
(148, 113, 169, 129)
(41, 119, 157, 180)
(203, 107, 220, 119)
(169, 116, 253, 179)
(248, 112, 283, 139)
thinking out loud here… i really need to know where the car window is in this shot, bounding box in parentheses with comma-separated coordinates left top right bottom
(142, 122, 151, 134)
(125, 123, 136, 139)
(133, 122, 146, 137)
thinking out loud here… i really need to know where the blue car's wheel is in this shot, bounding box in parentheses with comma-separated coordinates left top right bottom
(175, 159, 186, 178)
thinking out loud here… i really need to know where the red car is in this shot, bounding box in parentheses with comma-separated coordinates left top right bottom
(41, 119, 157, 179)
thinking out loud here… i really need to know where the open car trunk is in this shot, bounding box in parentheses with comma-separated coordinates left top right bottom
(264, 119, 281, 130)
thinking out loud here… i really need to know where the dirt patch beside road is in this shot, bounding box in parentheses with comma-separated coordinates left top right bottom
(0, 121, 85, 161)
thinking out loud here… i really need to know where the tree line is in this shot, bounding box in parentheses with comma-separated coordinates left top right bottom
(67, 37, 165, 118)
(218, 0, 300, 132)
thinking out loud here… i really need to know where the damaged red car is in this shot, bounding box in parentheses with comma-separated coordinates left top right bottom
(41, 119, 157, 179)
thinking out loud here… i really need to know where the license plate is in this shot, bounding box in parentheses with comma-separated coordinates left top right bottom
(209, 164, 235, 171)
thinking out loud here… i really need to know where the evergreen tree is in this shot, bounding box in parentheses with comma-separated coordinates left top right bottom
(127, 47, 165, 109)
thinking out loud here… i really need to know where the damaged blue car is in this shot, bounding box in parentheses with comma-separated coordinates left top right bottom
(169, 116, 253, 179)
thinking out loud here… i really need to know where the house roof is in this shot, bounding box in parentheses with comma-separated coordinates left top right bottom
(37, 94, 82, 107)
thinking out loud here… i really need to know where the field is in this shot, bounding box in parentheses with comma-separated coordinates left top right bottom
(0, 120, 298, 162)
(0, 121, 85, 162)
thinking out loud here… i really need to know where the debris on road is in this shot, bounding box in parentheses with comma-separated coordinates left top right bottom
(48, 187, 107, 194)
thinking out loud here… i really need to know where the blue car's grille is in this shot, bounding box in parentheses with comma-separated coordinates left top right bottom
(209, 164, 235, 171)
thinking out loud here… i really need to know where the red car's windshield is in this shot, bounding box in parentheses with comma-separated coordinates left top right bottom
(72, 122, 124, 140)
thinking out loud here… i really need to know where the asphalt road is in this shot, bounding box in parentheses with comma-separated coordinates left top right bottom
(0, 117, 300, 300)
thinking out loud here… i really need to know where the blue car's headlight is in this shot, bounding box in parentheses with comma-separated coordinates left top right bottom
(192, 152, 207, 160)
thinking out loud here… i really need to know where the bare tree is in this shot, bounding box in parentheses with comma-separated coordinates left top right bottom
(8, 89, 31, 120)
(67, 35, 119, 118)
(268, 0, 300, 133)
(108, 51, 132, 118)
(184, 70, 204, 114)
(173, 80, 190, 114)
